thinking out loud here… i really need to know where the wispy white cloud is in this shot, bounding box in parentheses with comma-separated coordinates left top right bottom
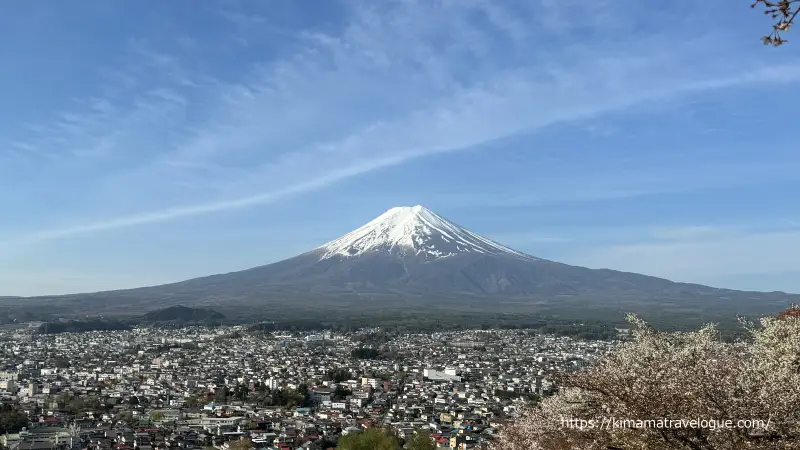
(4, 0, 800, 248)
(432, 157, 800, 208)
(2, 155, 424, 246)
(1, 86, 187, 167)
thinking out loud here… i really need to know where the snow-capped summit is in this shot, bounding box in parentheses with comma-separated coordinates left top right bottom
(27, 204, 797, 319)
(317, 205, 537, 261)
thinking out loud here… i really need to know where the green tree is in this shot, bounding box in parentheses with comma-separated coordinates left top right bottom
(325, 368, 350, 383)
(295, 384, 312, 407)
(337, 427, 399, 450)
(406, 430, 436, 450)
(50, 357, 70, 368)
(351, 347, 380, 359)
(333, 385, 352, 400)
(233, 384, 249, 401)
(0, 405, 29, 434)
(150, 411, 164, 422)
(183, 394, 202, 408)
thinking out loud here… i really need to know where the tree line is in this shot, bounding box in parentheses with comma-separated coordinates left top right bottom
(0, 404, 28, 435)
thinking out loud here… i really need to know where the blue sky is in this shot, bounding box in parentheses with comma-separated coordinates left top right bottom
(2, 0, 800, 296)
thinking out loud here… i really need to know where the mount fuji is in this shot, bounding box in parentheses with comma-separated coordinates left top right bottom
(317, 205, 535, 261)
(3, 206, 797, 320)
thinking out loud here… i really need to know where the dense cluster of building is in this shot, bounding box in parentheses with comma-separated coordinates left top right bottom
(0, 324, 616, 450)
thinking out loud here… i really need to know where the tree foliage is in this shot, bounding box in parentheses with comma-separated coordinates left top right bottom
(334, 385, 353, 400)
(325, 368, 351, 383)
(406, 430, 437, 450)
(752, 0, 800, 45)
(57, 394, 106, 415)
(488, 308, 800, 450)
(183, 394, 203, 408)
(0, 405, 28, 434)
(337, 427, 399, 450)
(232, 383, 249, 401)
(351, 347, 381, 359)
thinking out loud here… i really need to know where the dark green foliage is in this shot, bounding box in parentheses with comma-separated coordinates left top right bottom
(232, 384, 250, 401)
(325, 368, 351, 383)
(247, 322, 277, 332)
(246, 386, 311, 408)
(295, 384, 312, 407)
(141, 305, 224, 323)
(183, 394, 203, 408)
(333, 385, 352, 400)
(351, 347, 380, 359)
(0, 404, 28, 434)
(9, 298, 762, 342)
(49, 357, 71, 368)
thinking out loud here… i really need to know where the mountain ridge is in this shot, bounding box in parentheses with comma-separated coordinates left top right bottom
(1, 206, 797, 321)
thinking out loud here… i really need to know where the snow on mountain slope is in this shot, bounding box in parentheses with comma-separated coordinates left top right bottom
(318, 205, 537, 261)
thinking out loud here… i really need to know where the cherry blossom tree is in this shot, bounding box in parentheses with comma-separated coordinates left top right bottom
(752, 0, 800, 45)
(488, 306, 800, 450)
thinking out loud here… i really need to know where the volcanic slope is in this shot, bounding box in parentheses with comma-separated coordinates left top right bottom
(7, 206, 796, 318)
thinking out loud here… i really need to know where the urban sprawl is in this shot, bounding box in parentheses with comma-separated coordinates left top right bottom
(0, 325, 618, 450)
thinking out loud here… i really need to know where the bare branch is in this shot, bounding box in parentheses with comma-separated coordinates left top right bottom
(751, 0, 800, 45)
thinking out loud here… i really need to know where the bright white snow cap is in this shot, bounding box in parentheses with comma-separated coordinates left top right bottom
(318, 206, 536, 261)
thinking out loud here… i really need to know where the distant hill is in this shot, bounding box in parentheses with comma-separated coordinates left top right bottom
(141, 305, 224, 323)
